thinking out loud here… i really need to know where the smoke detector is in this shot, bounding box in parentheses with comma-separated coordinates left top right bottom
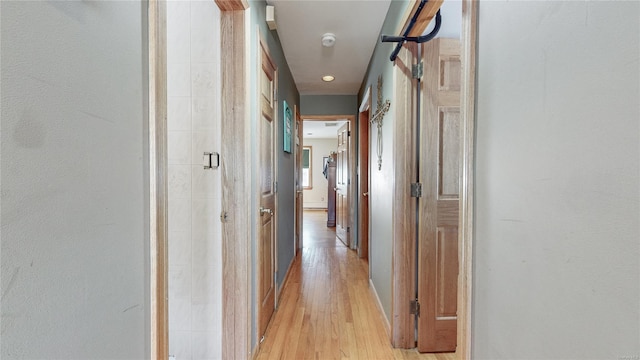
(321, 33, 336, 47)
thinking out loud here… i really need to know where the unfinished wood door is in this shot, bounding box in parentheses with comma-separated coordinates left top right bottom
(391, 43, 419, 348)
(417, 38, 461, 353)
(295, 106, 303, 253)
(336, 122, 350, 246)
(258, 41, 277, 340)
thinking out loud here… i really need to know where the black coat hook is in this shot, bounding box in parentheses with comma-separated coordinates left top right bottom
(381, 0, 443, 62)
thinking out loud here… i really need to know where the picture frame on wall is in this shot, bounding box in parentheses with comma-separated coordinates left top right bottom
(283, 100, 292, 153)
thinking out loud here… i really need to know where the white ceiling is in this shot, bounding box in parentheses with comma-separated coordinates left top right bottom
(266, 0, 462, 96)
(303, 120, 347, 139)
(266, 0, 392, 95)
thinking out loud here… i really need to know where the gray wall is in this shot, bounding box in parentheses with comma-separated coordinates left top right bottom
(357, 0, 408, 322)
(249, 0, 300, 351)
(301, 95, 357, 116)
(1, 2, 149, 358)
(473, 1, 640, 358)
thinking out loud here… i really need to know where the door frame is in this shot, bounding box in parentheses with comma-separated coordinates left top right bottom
(357, 87, 372, 260)
(457, 1, 478, 357)
(148, 1, 252, 359)
(217, 3, 252, 359)
(389, 0, 477, 358)
(300, 114, 357, 246)
(148, 1, 168, 358)
(294, 106, 303, 253)
(149, 0, 477, 358)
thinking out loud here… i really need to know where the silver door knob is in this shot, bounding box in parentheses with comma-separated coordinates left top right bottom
(363, 192, 369, 197)
(334, 187, 338, 191)
(260, 207, 273, 216)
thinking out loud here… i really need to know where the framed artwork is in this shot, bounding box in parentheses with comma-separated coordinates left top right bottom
(283, 100, 292, 153)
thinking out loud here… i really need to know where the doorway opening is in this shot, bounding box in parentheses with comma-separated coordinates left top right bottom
(149, 0, 478, 357)
(299, 115, 355, 250)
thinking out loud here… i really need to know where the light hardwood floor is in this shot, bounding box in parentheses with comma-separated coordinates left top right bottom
(254, 210, 456, 360)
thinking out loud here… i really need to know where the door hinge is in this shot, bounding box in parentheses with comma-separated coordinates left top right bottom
(347, 226, 350, 233)
(412, 62, 423, 79)
(410, 300, 420, 317)
(274, 181, 278, 193)
(410, 183, 423, 198)
(347, 130, 351, 137)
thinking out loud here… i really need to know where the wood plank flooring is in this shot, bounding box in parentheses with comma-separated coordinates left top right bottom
(254, 210, 456, 360)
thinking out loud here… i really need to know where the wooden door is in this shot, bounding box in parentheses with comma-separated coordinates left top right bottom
(326, 154, 337, 227)
(336, 122, 350, 246)
(391, 43, 419, 348)
(358, 107, 370, 259)
(258, 41, 277, 340)
(295, 107, 303, 253)
(417, 38, 461, 352)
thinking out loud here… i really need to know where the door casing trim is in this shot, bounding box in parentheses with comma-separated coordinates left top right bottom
(219, 7, 252, 360)
(148, 1, 168, 359)
(457, 0, 478, 357)
(357, 87, 372, 260)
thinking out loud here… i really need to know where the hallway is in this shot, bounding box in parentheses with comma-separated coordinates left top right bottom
(255, 210, 455, 359)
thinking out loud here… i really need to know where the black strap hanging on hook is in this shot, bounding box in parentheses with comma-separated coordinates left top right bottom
(381, 0, 442, 62)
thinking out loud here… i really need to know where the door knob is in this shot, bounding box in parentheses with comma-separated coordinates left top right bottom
(363, 192, 369, 197)
(260, 207, 273, 216)
(334, 187, 338, 191)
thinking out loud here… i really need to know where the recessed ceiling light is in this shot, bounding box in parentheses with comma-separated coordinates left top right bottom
(322, 75, 335, 82)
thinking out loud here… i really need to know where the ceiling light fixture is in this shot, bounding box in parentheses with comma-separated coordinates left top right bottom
(321, 33, 336, 47)
(322, 75, 335, 82)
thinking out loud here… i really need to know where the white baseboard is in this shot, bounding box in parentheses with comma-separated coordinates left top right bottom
(369, 279, 391, 337)
(303, 201, 327, 209)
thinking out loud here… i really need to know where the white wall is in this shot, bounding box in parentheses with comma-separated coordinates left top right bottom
(473, 1, 640, 359)
(1, 2, 148, 358)
(303, 138, 337, 209)
(167, 1, 222, 359)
